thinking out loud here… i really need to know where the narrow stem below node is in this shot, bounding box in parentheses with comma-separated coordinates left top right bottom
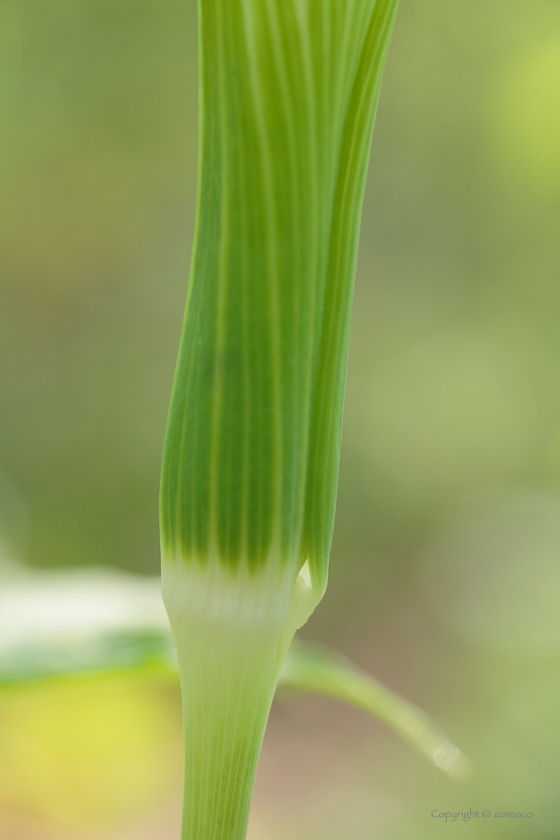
(173, 619, 288, 840)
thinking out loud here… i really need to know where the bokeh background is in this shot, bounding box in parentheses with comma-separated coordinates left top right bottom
(1, 0, 560, 836)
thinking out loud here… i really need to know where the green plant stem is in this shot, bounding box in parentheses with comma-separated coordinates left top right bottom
(176, 626, 283, 840)
(163, 559, 316, 840)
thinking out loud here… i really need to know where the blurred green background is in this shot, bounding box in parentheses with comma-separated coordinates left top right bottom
(1, 0, 560, 837)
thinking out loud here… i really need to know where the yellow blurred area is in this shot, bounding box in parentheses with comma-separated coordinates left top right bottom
(489, 34, 560, 194)
(0, 673, 182, 836)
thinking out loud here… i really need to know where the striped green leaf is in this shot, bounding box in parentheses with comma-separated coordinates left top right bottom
(161, 0, 399, 596)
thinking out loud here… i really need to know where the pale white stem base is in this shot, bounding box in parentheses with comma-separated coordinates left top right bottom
(162, 555, 321, 840)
